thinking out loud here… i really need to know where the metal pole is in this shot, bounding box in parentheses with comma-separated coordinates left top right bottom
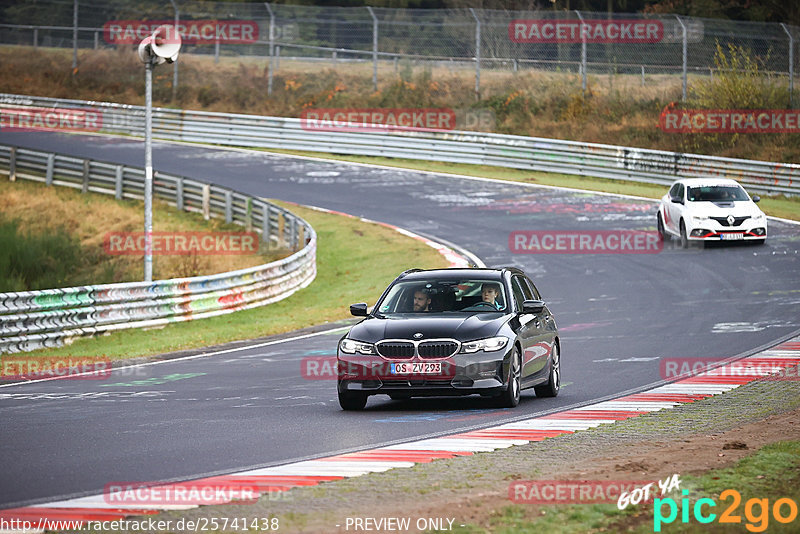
(469, 8, 480, 99)
(170, 0, 179, 101)
(72, 0, 78, 73)
(215, 40, 220, 63)
(265, 2, 274, 96)
(781, 24, 794, 108)
(575, 10, 587, 96)
(675, 15, 687, 102)
(366, 7, 378, 91)
(144, 61, 154, 282)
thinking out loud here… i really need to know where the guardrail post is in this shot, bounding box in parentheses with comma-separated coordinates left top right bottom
(276, 46, 280, 69)
(676, 15, 688, 101)
(781, 24, 794, 108)
(575, 11, 587, 97)
(202, 184, 210, 220)
(176, 178, 184, 210)
(278, 211, 285, 247)
(298, 223, 305, 248)
(291, 217, 298, 251)
(114, 165, 122, 199)
(215, 40, 220, 64)
(94, 31, 98, 50)
(33, 28, 38, 48)
(641, 66, 645, 87)
(366, 7, 378, 91)
(245, 197, 253, 232)
(224, 190, 232, 223)
(469, 8, 481, 100)
(82, 159, 89, 193)
(265, 2, 275, 96)
(261, 203, 270, 249)
(9, 147, 16, 182)
(46, 154, 55, 185)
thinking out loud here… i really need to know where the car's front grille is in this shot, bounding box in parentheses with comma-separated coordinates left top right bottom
(710, 216, 750, 227)
(376, 341, 415, 359)
(418, 341, 459, 359)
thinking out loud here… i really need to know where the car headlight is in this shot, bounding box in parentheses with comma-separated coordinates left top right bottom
(460, 336, 509, 354)
(339, 339, 375, 355)
(691, 215, 709, 222)
(754, 214, 766, 221)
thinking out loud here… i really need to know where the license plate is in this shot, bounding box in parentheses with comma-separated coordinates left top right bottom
(391, 362, 442, 374)
(720, 233, 744, 241)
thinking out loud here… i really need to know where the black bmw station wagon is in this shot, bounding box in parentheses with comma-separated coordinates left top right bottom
(337, 268, 560, 410)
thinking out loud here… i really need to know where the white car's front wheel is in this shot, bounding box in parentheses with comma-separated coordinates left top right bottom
(679, 220, 688, 249)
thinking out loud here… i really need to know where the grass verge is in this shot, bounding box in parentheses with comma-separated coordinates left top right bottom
(15, 201, 450, 361)
(259, 149, 800, 222)
(469, 440, 800, 534)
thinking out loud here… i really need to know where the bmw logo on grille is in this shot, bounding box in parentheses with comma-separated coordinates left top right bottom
(413, 332, 424, 339)
(727, 215, 735, 226)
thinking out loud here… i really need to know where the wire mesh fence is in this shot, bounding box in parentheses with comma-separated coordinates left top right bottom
(0, 1, 797, 104)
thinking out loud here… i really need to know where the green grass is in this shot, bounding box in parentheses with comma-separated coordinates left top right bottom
(447, 440, 800, 534)
(258, 149, 800, 222)
(16, 201, 450, 360)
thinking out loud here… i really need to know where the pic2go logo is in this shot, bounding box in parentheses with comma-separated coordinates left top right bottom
(654, 490, 799, 532)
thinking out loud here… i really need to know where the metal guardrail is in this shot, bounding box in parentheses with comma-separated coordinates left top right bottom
(1, 93, 797, 196)
(0, 143, 317, 354)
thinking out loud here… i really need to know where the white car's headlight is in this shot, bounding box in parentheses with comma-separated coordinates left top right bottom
(691, 215, 709, 222)
(339, 339, 375, 355)
(460, 336, 509, 354)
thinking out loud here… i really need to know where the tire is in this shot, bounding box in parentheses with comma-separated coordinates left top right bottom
(534, 343, 560, 398)
(496, 347, 521, 408)
(679, 220, 688, 249)
(656, 212, 666, 241)
(338, 389, 367, 411)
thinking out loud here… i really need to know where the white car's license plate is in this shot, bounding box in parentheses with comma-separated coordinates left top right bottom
(720, 233, 744, 241)
(391, 362, 442, 374)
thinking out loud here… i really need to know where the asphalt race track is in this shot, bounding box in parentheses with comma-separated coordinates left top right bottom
(1, 131, 799, 508)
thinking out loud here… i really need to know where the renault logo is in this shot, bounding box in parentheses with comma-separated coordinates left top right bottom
(413, 332, 424, 339)
(726, 215, 735, 226)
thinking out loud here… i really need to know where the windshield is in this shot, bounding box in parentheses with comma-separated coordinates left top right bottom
(687, 185, 749, 202)
(376, 279, 507, 315)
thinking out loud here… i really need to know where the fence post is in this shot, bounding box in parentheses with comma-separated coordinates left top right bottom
(675, 15, 687, 101)
(245, 197, 253, 232)
(215, 40, 220, 63)
(72, 0, 78, 74)
(82, 159, 89, 193)
(9, 147, 16, 182)
(575, 10, 587, 96)
(202, 184, 210, 220)
(261, 203, 270, 248)
(46, 154, 55, 186)
(114, 165, 122, 198)
(781, 24, 794, 108)
(366, 7, 378, 91)
(265, 2, 275, 96)
(94, 31, 98, 49)
(469, 8, 481, 100)
(176, 177, 184, 210)
(225, 190, 232, 223)
(169, 0, 179, 100)
(33, 28, 38, 48)
(641, 65, 645, 86)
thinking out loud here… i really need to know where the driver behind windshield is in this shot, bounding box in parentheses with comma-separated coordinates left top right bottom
(480, 282, 502, 310)
(412, 288, 431, 312)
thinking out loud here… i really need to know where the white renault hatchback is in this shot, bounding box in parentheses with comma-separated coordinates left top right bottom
(657, 178, 767, 247)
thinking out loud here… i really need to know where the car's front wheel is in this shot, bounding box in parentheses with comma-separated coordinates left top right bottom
(338, 389, 367, 410)
(534, 343, 560, 398)
(679, 220, 689, 249)
(657, 212, 666, 241)
(496, 347, 521, 408)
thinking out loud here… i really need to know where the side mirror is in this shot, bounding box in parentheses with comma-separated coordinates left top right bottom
(522, 299, 545, 314)
(350, 303, 368, 316)
(752, 195, 761, 203)
(670, 197, 683, 204)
